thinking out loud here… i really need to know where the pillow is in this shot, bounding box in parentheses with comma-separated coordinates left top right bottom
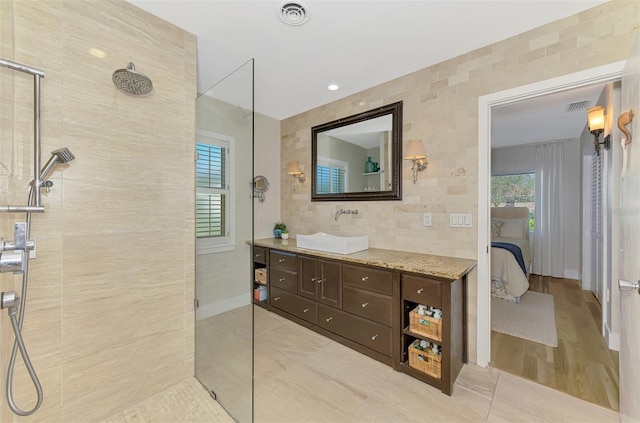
(491, 220, 504, 238)
(492, 218, 526, 239)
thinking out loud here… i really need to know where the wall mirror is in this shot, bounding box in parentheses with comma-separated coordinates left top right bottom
(252, 175, 270, 203)
(311, 101, 402, 201)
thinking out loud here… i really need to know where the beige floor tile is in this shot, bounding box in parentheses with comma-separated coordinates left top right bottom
(101, 378, 234, 423)
(492, 371, 619, 423)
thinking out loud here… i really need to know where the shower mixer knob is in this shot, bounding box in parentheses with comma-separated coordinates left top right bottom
(41, 180, 53, 193)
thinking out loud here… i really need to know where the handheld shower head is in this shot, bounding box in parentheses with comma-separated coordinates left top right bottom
(112, 62, 153, 95)
(40, 148, 75, 180)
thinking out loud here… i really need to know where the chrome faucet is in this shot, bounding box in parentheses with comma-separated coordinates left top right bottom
(333, 209, 359, 220)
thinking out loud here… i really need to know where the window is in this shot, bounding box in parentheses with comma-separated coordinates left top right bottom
(491, 173, 535, 231)
(196, 133, 233, 253)
(317, 157, 348, 194)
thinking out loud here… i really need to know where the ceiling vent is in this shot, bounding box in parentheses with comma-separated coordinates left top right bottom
(278, 1, 310, 26)
(565, 100, 590, 112)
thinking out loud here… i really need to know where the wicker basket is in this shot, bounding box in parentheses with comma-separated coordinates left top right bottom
(408, 341, 442, 379)
(255, 268, 267, 285)
(409, 307, 442, 341)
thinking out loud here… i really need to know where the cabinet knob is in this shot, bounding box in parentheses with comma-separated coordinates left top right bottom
(371, 334, 379, 341)
(325, 317, 333, 322)
(361, 302, 369, 308)
(274, 297, 280, 301)
(317, 278, 325, 284)
(303, 308, 310, 313)
(311, 277, 317, 282)
(278, 258, 285, 263)
(417, 288, 424, 294)
(361, 276, 369, 282)
(279, 277, 285, 282)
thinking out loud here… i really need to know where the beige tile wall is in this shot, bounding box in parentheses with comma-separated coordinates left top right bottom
(281, 0, 640, 364)
(0, 1, 196, 422)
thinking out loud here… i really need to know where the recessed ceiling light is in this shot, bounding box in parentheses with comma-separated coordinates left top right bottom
(327, 83, 340, 91)
(277, 1, 310, 26)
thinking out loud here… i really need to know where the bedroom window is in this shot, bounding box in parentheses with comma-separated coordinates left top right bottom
(196, 134, 234, 254)
(491, 173, 535, 230)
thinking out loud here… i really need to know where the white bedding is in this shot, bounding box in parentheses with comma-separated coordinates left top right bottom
(491, 236, 530, 298)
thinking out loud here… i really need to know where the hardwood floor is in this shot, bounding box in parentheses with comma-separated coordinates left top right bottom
(491, 275, 620, 411)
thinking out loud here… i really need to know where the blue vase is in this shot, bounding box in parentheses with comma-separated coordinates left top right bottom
(273, 229, 282, 238)
(365, 157, 375, 173)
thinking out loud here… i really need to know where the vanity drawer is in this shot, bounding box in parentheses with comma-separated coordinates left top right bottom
(253, 246, 267, 264)
(318, 305, 392, 357)
(342, 285, 392, 326)
(270, 287, 318, 325)
(402, 275, 442, 308)
(343, 264, 392, 296)
(270, 268, 297, 293)
(270, 250, 297, 271)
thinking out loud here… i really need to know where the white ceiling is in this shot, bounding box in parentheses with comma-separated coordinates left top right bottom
(129, 0, 608, 146)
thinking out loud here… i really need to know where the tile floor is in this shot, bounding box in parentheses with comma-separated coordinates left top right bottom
(107, 305, 620, 422)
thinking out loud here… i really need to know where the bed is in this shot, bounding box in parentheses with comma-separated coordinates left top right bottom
(491, 207, 531, 303)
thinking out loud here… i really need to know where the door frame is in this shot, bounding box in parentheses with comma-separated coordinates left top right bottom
(476, 61, 626, 367)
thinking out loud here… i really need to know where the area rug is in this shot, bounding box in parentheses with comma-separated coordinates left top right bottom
(491, 291, 558, 347)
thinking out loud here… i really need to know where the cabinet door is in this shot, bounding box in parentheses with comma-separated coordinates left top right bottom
(298, 256, 318, 300)
(318, 259, 342, 309)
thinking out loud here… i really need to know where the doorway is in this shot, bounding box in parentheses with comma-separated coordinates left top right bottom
(477, 62, 625, 407)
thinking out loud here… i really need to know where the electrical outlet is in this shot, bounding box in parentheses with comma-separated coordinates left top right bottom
(423, 213, 432, 227)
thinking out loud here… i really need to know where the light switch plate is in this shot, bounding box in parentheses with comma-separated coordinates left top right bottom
(449, 213, 472, 228)
(423, 213, 432, 227)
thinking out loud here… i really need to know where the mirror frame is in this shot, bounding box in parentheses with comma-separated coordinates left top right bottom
(311, 101, 403, 201)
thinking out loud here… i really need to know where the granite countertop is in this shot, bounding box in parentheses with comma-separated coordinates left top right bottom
(252, 238, 476, 281)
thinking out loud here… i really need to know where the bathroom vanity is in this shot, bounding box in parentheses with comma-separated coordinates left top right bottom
(252, 238, 476, 395)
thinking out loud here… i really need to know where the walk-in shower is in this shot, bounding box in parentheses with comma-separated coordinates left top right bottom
(0, 57, 76, 416)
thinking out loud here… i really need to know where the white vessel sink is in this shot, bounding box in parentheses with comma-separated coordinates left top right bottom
(296, 232, 369, 255)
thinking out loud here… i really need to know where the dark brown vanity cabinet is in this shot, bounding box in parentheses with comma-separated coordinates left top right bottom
(400, 274, 465, 396)
(252, 246, 268, 308)
(298, 256, 342, 308)
(253, 244, 469, 396)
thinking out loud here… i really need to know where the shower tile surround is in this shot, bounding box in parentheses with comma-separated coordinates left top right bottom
(280, 0, 640, 365)
(0, 0, 196, 421)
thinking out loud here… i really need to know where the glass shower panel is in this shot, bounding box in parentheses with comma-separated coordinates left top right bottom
(195, 59, 254, 423)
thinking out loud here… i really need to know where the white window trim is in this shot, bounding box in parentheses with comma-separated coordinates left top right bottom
(196, 130, 236, 255)
(317, 156, 349, 193)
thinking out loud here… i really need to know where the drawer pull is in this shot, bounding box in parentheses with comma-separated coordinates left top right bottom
(278, 277, 285, 282)
(361, 276, 369, 282)
(255, 253, 262, 257)
(325, 317, 333, 322)
(417, 288, 424, 294)
(371, 334, 379, 341)
(311, 277, 317, 282)
(274, 297, 280, 301)
(303, 308, 310, 313)
(278, 258, 285, 263)
(361, 302, 369, 308)
(317, 278, 325, 284)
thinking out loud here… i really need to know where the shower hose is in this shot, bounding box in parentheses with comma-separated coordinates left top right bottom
(5, 207, 43, 416)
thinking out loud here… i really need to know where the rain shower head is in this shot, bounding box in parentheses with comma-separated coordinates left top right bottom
(112, 62, 153, 95)
(40, 148, 75, 180)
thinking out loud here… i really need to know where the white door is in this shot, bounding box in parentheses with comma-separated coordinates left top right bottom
(619, 34, 640, 422)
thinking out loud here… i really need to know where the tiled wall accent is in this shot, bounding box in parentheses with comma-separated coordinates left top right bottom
(0, 1, 196, 421)
(281, 0, 640, 364)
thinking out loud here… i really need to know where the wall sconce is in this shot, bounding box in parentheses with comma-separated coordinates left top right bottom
(404, 140, 428, 184)
(287, 161, 306, 190)
(588, 105, 610, 156)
